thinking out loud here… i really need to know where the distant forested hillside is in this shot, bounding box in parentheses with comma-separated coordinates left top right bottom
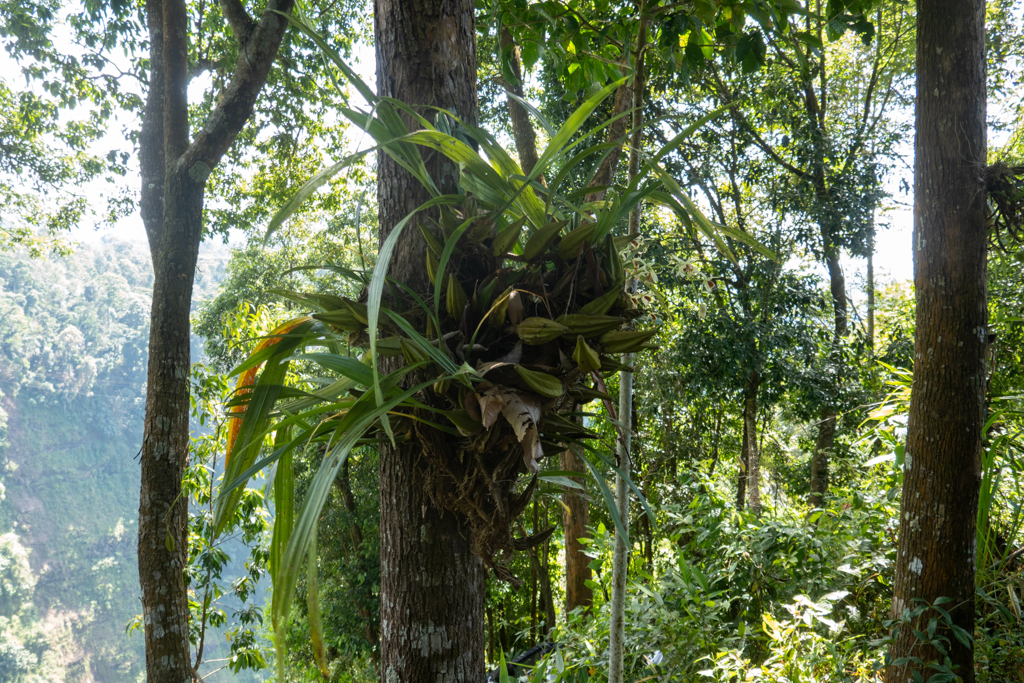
(0, 240, 225, 682)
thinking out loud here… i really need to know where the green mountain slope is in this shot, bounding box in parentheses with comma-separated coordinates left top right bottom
(0, 240, 226, 682)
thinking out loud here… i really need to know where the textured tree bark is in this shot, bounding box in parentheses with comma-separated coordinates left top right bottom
(744, 371, 761, 516)
(560, 446, 593, 615)
(884, 0, 986, 677)
(137, 2, 295, 681)
(374, 0, 485, 680)
(607, 354, 633, 683)
(378, 442, 485, 682)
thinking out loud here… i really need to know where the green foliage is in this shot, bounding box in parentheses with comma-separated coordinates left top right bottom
(185, 362, 273, 679)
(0, 630, 36, 683)
(0, 243, 152, 401)
(0, 0, 370, 254)
(535, 478, 895, 682)
(0, 0, 137, 255)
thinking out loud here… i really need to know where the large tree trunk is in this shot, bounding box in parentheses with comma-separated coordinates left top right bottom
(884, 0, 986, 678)
(138, 194, 201, 683)
(379, 444, 485, 681)
(374, 0, 485, 679)
(137, 4, 194, 681)
(137, 2, 294, 681)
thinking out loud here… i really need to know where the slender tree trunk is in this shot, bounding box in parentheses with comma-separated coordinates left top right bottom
(530, 567, 538, 642)
(584, 78, 632, 205)
(560, 445, 593, 615)
(867, 240, 875, 352)
(665, 411, 676, 478)
(487, 607, 495, 664)
(736, 413, 747, 511)
(608, 15, 645, 679)
(809, 246, 846, 509)
(138, 2, 294, 681)
(885, 0, 986, 677)
(808, 409, 835, 510)
(374, 0, 484, 679)
(540, 533, 556, 635)
(530, 504, 539, 642)
(607, 355, 633, 683)
(824, 249, 848, 340)
(559, 17, 639, 621)
(641, 476, 653, 569)
(500, 12, 595, 626)
(707, 408, 723, 479)
(744, 371, 762, 516)
(334, 461, 379, 659)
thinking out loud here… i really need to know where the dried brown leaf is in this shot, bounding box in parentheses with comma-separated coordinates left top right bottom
(478, 388, 507, 429)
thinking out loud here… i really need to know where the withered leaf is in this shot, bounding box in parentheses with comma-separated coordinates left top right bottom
(500, 390, 541, 442)
(478, 387, 507, 429)
(521, 426, 543, 474)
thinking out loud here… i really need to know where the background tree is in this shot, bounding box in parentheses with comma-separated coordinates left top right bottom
(698, 0, 913, 508)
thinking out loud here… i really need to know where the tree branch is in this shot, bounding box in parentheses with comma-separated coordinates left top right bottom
(139, 0, 166, 253)
(218, 0, 256, 43)
(709, 67, 808, 179)
(585, 80, 632, 204)
(178, 0, 296, 185)
(498, 26, 542, 179)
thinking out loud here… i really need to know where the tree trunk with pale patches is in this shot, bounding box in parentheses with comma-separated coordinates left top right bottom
(884, 0, 986, 677)
(138, 2, 295, 681)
